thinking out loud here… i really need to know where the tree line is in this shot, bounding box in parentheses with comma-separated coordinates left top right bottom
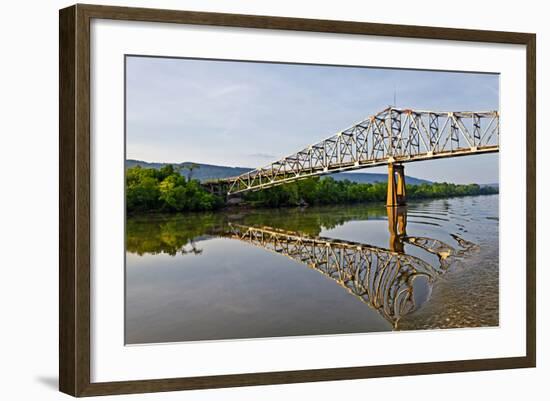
(243, 176, 497, 207)
(126, 164, 498, 213)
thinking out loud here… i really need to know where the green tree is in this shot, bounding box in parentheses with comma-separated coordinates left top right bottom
(126, 164, 223, 214)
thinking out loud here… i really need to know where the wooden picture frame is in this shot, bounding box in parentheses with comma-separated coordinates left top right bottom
(59, 3, 536, 397)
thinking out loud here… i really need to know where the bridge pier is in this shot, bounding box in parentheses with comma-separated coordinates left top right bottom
(387, 163, 407, 207)
(387, 206, 407, 253)
(203, 181, 228, 199)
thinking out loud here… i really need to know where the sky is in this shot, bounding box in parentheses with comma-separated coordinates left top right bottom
(126, 56, 499, 184)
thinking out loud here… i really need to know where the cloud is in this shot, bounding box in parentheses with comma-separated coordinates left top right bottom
(126, 56, 498, 182)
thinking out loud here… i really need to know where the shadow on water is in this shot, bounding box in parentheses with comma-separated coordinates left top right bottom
(127, 204, 479, 330)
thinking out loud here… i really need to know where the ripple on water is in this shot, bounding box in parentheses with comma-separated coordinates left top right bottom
(125, 194, 499, 342)
(398, 205, 499, 331)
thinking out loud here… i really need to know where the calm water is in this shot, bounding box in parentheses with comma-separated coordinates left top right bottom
(125, 194, 499, 344)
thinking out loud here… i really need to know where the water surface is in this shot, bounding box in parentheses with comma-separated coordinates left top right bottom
(125, 194, 499, 344)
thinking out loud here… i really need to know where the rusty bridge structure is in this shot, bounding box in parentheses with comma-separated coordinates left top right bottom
(204, 106, 499, 206)
(221, 207, 477, 328)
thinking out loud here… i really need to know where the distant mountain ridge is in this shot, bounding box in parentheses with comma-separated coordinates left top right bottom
(126, 159, 433, 185)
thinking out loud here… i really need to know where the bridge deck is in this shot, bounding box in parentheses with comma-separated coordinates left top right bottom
(204, 107, 499, 195)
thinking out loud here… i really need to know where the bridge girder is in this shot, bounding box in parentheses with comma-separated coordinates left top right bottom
(204, 107, 499, 196)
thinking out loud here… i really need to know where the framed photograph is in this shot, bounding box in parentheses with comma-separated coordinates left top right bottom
(59, 4, 536, 397)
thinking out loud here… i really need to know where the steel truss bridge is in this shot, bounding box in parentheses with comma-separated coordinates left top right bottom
(222, 212, 477, 328)
(204, 106, 499, 205)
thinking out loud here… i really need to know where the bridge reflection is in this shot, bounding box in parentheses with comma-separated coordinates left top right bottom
(221, 207, 478, 328)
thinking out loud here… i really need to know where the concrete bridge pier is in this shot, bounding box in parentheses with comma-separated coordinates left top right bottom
(387, 163, 407, 207)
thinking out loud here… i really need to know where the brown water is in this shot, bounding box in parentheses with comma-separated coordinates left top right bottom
(125, 194, 499, 344)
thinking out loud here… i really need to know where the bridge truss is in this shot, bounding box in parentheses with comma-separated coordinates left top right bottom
(224, 223, 479, 327)
(224, 223, 447, 327)
(214, 107, 499, 195)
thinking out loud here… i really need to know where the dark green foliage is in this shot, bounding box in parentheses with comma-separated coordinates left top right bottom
(244, 177, 498, 207)
(126, 165, 223, 214)
(127, 165, 498, 214)
(407, 182, 498, 200)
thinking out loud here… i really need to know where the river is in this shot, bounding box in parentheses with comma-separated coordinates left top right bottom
(125, 194, 499, 344)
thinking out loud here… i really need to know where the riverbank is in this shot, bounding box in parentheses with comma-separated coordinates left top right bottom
(126, 164, 498, 214)
(239, 180, 498, 209)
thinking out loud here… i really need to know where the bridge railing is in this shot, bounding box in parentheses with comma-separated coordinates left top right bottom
(224, 107, 499, 195)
